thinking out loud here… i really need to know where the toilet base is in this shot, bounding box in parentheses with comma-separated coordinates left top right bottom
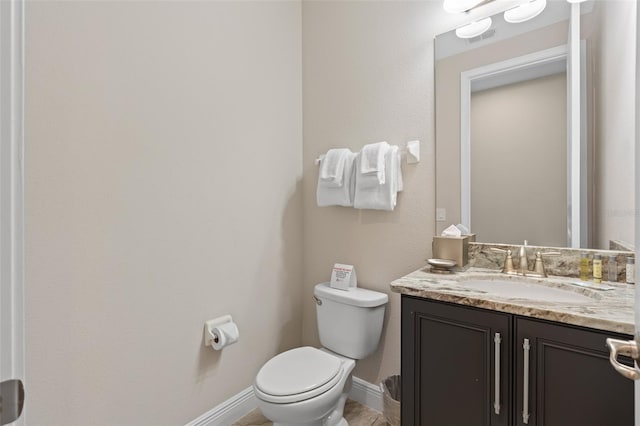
(260, 378, 351, 426)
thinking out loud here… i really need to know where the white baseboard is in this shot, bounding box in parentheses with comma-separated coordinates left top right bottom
(185, 376, 383, 426)
(185, 386, 256, 426)
(349, 376, 383, 413)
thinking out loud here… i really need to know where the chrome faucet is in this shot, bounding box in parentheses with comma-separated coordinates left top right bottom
(519, 240, 529, 275)
(490, 247, 516, 275)
(493, 241, 560, 277)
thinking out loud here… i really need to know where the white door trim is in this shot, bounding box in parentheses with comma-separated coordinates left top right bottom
(0, 0, 25, 424)
(634, 1, 640, 423)
(459, 44, 571, 239)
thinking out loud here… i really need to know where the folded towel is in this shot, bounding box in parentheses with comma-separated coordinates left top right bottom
(354, 151, 383, 191)
(360, 141, 390, 184)
(354, 145, 401, 211)
(396, 148, 403, 192)
(317, 151, 357, 207)
(319, 148, 350, 187)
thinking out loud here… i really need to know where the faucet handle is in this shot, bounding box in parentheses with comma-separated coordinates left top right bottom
(533, 251, 561, 277)
(491, 247, 516, 274)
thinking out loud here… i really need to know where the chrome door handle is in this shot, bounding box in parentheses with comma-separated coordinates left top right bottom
(522, 338, 531, 425)
(606, 337, 640, 380)
(494, 332, 501, 415)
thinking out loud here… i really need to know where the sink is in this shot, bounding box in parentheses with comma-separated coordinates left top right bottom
(458, 278, 596, 304)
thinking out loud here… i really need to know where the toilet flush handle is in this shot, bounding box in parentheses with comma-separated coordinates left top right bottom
(313, 295, 322, 306)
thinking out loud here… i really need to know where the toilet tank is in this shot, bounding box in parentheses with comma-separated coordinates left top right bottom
(314, 282, 388, 359)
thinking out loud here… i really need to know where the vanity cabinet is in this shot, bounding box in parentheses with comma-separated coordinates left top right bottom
(514, 317, 633, 426)
(401, 295, 634, 426)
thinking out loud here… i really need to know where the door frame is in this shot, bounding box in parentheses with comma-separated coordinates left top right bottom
(0, 0, 25, 424)
(459, 42, 588, 248)
(635, 0, 640, 423)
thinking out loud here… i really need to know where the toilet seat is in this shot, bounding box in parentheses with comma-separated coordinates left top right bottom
(254, 347, 343, 404)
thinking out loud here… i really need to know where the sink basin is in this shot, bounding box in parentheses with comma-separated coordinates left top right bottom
(458, 279, 595, 304)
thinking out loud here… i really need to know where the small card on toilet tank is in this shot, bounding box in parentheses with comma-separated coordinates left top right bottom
(330, 263, 357, 291)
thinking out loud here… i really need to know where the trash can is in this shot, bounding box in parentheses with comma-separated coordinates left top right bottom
(381, 375, 401, 426)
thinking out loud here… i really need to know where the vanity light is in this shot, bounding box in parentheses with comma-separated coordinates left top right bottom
(504, 0, 547, 23)
(443, 0, 487, 13)
(455, 17, 493, 39)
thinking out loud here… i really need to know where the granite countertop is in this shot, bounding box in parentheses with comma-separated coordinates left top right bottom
(391, 266, 635, 335)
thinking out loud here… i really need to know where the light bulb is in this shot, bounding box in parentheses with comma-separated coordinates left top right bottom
(455, 17, 493, 39)
(504, 0, 547, 23)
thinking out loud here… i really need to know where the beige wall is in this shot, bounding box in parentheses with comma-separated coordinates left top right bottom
(301, 1, 458, 385)
(471, 74, 567, 247)
(26, 1, 302, 425)
(590, 0, 636, 249)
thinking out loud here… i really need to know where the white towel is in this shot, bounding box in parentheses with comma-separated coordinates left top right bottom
(360, 141, 390, 185)
(319, 148, 350, 187)
(396, 149, 403, 192)
(317, 151, 357, 207)
(354, 145, 401, 211)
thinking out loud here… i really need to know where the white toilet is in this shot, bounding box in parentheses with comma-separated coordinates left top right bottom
(253, 282, 388, 426)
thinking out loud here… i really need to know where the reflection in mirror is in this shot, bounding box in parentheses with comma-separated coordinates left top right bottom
(435, 0, 636, 250)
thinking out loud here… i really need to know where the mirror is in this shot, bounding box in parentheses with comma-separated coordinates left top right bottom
(435, 0, 636, 250)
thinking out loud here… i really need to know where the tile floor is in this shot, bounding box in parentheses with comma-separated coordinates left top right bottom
(232, 399, 388, 426)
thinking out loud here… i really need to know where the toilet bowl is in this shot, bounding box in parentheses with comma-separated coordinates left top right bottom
(254, 347, 355, 426)
(252, 283, 388, 426)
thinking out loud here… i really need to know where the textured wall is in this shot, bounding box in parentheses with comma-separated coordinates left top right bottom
(25, 2, 302, 424)
(591, 0, 637, 249)
(301, 1, 459, 385)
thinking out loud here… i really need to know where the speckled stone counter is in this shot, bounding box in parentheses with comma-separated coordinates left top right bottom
(391, 267, 634, 335)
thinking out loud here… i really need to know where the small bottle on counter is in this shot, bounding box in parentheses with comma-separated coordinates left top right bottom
(608, 255, 618, 282)
(593, 254, 602, 283)
(626, 256, 635, 284)
(579, 253, 590, 281)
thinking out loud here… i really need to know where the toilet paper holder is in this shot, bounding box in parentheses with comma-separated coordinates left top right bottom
(204, 315, 235, 347)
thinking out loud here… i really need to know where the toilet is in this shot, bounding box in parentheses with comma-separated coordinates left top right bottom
(253, 282, 388, 426)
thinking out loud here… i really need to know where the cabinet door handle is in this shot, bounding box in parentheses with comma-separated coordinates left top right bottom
(606, 337, 640, 380)
(494, 332, 501, 415)
(522, 338, 531, 424)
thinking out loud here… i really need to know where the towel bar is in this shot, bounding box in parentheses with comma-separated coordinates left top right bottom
(315, 141, 419, 165)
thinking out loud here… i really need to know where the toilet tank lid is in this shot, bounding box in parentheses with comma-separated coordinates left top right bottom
(314, 282, 389, 307)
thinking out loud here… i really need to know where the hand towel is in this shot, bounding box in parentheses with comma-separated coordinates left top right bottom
(396, 148, 403, 192)
(319, 148, 350, 187)
(317, 151, 357, 207)
(354, 145, 400, 211)
(360, 141, 390, 185)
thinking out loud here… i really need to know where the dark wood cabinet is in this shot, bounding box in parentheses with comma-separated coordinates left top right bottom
(514, 317, 634, 426)
(401, 296, 512, 426)
(402, 295, 634, 426)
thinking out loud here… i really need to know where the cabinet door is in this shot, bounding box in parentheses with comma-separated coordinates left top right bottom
(514, 317, 634, 426)
(402, 296, 512, 426)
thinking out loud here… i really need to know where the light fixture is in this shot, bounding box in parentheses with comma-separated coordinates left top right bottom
(566, 0, 587, 3)
(443, 0, 486, 13)
(455, 17, 493, 39)
(504, 0, 547, 23)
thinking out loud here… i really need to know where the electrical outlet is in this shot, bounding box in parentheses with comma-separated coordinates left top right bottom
(436, 208, 447, 222)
